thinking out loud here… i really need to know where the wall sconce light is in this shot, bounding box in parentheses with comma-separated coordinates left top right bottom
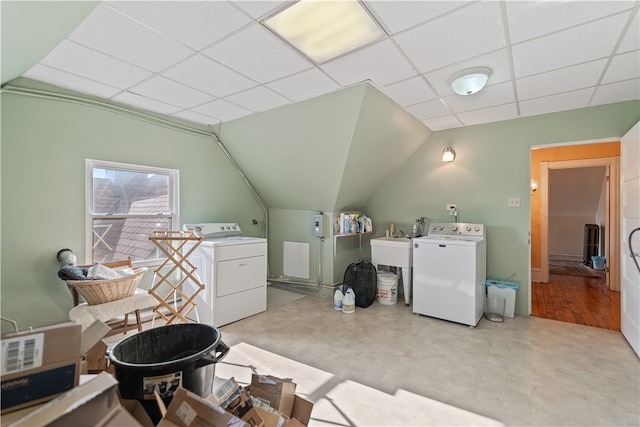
(530, 179, 538, 192)
(442, 147, 456, 162)
(450, 67, 492, 95)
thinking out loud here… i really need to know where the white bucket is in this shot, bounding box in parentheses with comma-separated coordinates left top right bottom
(377, 273, 398, 305)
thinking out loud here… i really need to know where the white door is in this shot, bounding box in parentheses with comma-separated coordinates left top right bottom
(621, 121, 640, 358)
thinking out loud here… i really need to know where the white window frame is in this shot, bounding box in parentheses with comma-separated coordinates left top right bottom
(85, 159, 180, 267)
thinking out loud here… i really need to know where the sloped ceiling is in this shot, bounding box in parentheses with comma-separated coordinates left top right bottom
(1, 1, 99, 83)
(550, 167, 607, 214)
(217, 82, 430, 212)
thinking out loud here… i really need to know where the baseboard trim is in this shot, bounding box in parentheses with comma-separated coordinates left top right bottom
(531, 268, 542, 283)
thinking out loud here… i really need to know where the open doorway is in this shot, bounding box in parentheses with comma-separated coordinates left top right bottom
(530, 141, 621, 330)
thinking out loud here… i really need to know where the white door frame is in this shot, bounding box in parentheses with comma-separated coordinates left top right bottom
(539, 157, 620, 289)
(621, 121, 640, 357)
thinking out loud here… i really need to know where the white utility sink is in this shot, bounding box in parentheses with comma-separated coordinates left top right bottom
(370, 237, 413, 305)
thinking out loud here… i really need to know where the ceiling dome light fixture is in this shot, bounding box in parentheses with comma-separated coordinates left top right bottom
(442, 147, 456, 162)
(450, 67, 492, 96)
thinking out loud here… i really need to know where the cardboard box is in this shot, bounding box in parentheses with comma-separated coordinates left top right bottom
(7, 372, 119, 426)
(1, 323, 82, 414)
(284, 395, 313, 427)
(247, 375, 313, 427)
(210, 378, 264, 427)
(80, 320, 111, 374)
(157, 387, 248, 427)
(1, 321, 112, 415)
(2, 375, 154, 427)
(119, 399, 155, 427)
(249, 375, 296, 416)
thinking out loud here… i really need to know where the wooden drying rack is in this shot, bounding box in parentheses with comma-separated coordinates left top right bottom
(148, 230, 205, 324)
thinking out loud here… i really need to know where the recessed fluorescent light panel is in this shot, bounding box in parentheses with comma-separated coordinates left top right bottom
(263, 0, 386, 64)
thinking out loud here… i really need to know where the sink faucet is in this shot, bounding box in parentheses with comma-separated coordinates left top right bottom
(395, 228, 405, 238)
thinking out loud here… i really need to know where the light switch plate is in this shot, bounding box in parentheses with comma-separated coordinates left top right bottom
(508, 197, 521, 208)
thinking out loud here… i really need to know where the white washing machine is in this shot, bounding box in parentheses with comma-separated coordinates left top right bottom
(412, 223, 486, 327)
(182, 223, 267, 327)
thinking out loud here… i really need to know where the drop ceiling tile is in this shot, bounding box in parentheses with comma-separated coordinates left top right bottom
(111, 91, 183, 115)
(519, 88, 594, 117)
(424, 49, 512, 97)
(445, 81, 515, 113)
(108, 1, 252, 51)
(505, 1, 634, 44)
(67, 3, 193, 73)
(512, 13, 629, 78)
(171, 110, 220, 126)
(405, 98, 450, 121)
(617, 12, 640, 53)
(192, 99, 253, 122)
(129, 76, 214, 108)
(393, 1, 505, 73)
(423, 115, 464, 132)
(382, 76, 437, 107)
(267, 68, 340, 102)
(162, 55, 256, 98)
(233, 1, 289, 20)
(366, 1, 470, 34)
(37, 40, 152, 89)
(320, 39, 416, 87)
(225, 86, 289, 112)
(457, 103, 519, 126)
(591, 79, 640, 106)
(517, 59, 607, 101)
(203, 23, 312, 83)
(23, 65, 121, 98)
(602, 50, 640, 84)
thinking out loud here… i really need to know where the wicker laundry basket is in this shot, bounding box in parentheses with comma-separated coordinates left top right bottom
(66, 267, 147, 305)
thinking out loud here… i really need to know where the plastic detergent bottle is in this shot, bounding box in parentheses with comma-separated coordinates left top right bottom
(342, 287, 355, 314)
(334, 288, 343, 311)
(412, 224, 418, 238)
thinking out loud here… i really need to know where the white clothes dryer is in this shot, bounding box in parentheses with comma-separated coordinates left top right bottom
(182, 223, 267, 327)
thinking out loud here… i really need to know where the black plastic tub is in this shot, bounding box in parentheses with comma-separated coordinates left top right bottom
(108, 323, 229, 424)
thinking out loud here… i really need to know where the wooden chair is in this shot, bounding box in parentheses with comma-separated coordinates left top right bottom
(69, 258, 155, 337)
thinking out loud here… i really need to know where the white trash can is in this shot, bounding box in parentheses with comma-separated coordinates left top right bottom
(485, 280, 518, 318)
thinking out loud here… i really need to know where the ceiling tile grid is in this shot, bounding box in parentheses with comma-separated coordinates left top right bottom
(17, 0, 640, 132)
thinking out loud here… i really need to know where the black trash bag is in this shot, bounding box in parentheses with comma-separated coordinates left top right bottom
(342, 261, 377, 308)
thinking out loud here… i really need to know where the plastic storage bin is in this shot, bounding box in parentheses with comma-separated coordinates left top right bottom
(485, 280, 518, 318)
(591, 256, 606, 270)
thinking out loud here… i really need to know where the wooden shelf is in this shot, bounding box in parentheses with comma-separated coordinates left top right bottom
(333, 230, 375, 257)
(334, 230, 375, 238)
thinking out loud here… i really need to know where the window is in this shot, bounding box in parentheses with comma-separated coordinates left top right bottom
(86, 159, 179, 266)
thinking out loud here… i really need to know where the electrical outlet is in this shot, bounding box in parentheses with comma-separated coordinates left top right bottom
(508, 197, 521, 208)
(447, 204, 457, 211)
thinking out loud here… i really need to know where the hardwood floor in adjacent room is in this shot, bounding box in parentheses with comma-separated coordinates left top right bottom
(532, 263, 620, 331)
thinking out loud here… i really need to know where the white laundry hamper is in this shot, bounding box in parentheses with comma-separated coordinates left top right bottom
(377, 272, 398, 305)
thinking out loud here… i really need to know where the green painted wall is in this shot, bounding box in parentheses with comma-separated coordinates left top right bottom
(218, 82, 429, 289)
(2, 84, 637, 330)
(364, 100, 640, 316)
(0, 92, 263, 330)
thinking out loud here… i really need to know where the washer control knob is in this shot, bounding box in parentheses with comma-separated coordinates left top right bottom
(474, 226, 480, 232)
(219, 226, 225, 231)
(438, 225, 444, 230)
(431, 225, 437, 231)
(466, 226, 472, 231)
(451, 225, 458, 232)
